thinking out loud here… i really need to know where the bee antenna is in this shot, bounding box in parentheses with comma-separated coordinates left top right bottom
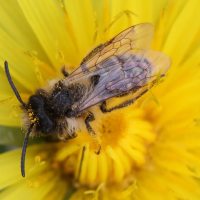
(4, 61, 27, 108)
(21, 124, 34, 177)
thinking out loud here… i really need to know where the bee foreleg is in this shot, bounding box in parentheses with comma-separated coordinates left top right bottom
(100, 88, 149, 113)
(85, 113, 101, 154)
(85, 113, 95, 134)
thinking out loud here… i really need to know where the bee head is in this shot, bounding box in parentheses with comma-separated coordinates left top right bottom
(4, 61, 54, 177)
(27, 95, 54, 133)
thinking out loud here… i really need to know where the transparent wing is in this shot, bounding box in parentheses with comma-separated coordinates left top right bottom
(67, 23, 154, 82)
(76, 49, 171, 112)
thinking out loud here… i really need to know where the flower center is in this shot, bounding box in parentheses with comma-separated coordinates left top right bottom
(49, 103, 155, 187)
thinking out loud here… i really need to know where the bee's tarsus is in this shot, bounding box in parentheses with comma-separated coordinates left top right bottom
(85, 113, 95, 134)
(21, 124, 34, 177)
(4, 61, 27, 108)
(85, 114, 101, 154)
(95, 144, 101, 155)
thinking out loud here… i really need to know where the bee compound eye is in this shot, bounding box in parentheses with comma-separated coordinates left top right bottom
(28, 95, 54, 133)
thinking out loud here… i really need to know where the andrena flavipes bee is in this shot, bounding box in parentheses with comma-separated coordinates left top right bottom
(4, 23, 171, 177)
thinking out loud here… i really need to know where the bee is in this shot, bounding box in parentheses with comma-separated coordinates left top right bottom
(4, 23, 171, 177)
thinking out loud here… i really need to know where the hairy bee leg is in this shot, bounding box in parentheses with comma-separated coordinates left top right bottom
(80, 44, 104, 65)
(100, 88, 149, 113)
(85, 113, 101, 154)
(61, 66, 69, 77)
(85, 113, 95, 134)
(116, 91, 131, 98)
(59, 123, 77, 141)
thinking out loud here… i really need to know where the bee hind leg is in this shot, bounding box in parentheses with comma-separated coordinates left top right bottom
(85, 113, 101, 154)
(100, 88, 149, 113)
(99, 100, 135, 113)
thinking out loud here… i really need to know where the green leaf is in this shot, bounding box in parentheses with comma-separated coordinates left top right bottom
(0, 125, 42, 146)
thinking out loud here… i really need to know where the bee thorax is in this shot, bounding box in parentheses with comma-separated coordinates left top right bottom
(23, 81, 87, 136)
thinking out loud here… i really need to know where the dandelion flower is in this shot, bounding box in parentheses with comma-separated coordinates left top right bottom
(0, 0, 200, 200)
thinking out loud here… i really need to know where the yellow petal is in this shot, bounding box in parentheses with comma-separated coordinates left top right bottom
(18, 0, 77, 69)
(64, 0, 96, 61)
(0, 173, 60, 200)
(162, 0, 200, 67)
(0, 145, 47, 190)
